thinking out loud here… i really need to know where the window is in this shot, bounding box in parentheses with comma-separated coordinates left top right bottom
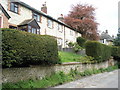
(33, 13, 40, 22)
(37, 29, 40, 34)
(58, 24, 63, 33)
(47, 19, 53, 29)
(70, 30, 73, 36)
(28, 25, 38, 34)
(28, 26, 31, 33)
(10, 3, 18, 13)
(9, 25, 17, 29)
(32, 28, 36, 34)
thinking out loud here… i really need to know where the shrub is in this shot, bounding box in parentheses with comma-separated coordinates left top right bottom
(77, 37, 86, 47)
(73, 43, 83, 53)
(85, 41, 111, 61)
(2, 29, 60, 68)
(67, 42, 74, 48)
(111, 46, 120, 59)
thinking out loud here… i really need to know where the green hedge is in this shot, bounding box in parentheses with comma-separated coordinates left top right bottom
(76, 37, 86, 47)
(2, 29, 60, 68)
(111, 46, 120, 58)
(85, 41, 111, 61)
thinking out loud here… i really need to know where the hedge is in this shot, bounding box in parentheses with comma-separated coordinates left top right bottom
(111, 46, 120, 59)
(77, 37, 86, 47)
(85, 41, 111, 61)
(2, 28, 60, 68)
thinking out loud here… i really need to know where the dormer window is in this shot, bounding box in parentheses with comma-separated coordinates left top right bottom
(33, 13, 40, 22)
(10, 2, 18, 13)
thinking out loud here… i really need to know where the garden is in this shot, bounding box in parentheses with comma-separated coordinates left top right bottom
(1, 28, 120, 88)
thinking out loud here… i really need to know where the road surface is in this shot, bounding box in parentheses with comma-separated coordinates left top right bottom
(54, 70, 118, 88)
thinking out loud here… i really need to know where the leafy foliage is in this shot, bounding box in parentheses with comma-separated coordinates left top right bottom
(67, 42, 83, 53)
(77, 37, 86, 47)
(111, 46, 120, 59)
(113, 32, 120, 46)
(64, 3, 99, 40)
(85, 41, 111, 61)
(2, 29, 60, 68)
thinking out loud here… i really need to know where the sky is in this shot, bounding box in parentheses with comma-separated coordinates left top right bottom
(21, 0, 119, 36)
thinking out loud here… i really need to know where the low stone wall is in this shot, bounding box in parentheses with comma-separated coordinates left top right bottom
(2, 59, 116, 83)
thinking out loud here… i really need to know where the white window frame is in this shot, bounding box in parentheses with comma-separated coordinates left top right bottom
(47, 19, 53, 29)
(58, 24, 63, 33)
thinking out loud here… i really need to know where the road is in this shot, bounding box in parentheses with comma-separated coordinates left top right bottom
(53, 70, 118, 88)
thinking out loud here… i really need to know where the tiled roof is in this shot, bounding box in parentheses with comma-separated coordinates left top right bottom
(19, 19, 34, 26)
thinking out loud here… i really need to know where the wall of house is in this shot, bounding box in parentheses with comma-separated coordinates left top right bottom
(0, 0, 32, 26)
(2, 59, 117, 83)
(0, 10, 9, 28)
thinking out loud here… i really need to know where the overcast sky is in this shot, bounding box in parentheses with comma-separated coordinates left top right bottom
(21, 0, 119, 36)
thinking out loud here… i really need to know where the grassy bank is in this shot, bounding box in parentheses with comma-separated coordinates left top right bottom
(2, 65, 118, 89)
(58, 51, 82, 62)
(59, 51, 95, 63)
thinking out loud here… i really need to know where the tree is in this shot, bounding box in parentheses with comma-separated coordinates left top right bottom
(64, 3, 99, 40)
(113, 28, 120, 46)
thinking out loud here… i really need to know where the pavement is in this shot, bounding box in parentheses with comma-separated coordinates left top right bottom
(53, 70, 119, 88)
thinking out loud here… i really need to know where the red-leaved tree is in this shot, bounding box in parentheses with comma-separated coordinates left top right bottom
(64, 3, 99, 40)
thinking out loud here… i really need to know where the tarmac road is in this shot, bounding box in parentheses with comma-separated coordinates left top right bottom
(54, 70, 119, 88)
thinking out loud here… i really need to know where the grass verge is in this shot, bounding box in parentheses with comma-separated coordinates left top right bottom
(2, 64, 118, 89)
(59, 51, 84, 62)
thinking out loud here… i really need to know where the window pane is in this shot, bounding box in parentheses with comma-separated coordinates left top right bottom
(33, 15, 37, 20)
(28, 26, 31, 33)
(31, 28, 36, 34)
(10, 3, 14, 11)
(32, 28, 34, 33)
(37, 15, 40, 21)
(48, 19, 53, 28)
(37, 29, 40, 34)
(33, 13, 40, 22)
(15, 7, 18, 13)
(34, 28, 36, 34)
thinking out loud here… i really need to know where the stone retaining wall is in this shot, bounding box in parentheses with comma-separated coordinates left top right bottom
(2, 59, 116, 83)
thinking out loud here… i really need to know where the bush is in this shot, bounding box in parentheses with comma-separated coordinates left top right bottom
(73, 43, 83, 53)
(85, 41, 111, 61)
(111, 46, 120, 59)
(2, 29, 60, 68)
(77, 37, 86, 47)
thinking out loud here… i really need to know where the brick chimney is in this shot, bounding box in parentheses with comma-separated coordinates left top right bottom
(58, 14, 64, 22)
(41, 2, 47, 14)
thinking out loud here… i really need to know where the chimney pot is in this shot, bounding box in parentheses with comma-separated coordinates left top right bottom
(41, 2, 47, 14)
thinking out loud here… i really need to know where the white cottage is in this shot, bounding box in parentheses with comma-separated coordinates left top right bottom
(0, 0, 81, 48)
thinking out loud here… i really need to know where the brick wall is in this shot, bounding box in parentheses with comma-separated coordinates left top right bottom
(0, 13, 9, 28)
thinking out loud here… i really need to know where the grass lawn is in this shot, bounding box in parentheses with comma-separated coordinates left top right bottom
(58, 51, 83, 63)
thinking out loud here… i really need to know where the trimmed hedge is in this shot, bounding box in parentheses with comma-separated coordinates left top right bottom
(77, 37, 86, 47)
(111, 46, 120, 59)
(85, 41, 111, 61)
(2, 29, 60, 68)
